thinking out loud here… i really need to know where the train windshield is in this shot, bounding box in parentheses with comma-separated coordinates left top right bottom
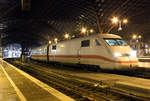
(104, 38, 128, 46)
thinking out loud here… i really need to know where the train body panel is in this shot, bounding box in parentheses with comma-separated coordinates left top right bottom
(31, 34, 139, 70)
(31, 45, 47, 61)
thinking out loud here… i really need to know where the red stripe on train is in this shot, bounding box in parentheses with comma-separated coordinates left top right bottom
(31, 55, 138, 63)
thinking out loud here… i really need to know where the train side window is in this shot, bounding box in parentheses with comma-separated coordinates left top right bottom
(81, 40, 90, 47)
(52, 45, 56, 50)
(95, 39, 101, 46)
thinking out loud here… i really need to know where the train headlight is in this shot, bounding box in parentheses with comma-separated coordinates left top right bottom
(114, 53, 122, 57)
(130, 50, 137, 57)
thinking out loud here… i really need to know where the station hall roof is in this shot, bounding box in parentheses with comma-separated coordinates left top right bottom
(0, 0, 150, 47)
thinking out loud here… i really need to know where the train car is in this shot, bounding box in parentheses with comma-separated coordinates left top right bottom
(31, 45, 47, 61)
(31, 34, 139, 70)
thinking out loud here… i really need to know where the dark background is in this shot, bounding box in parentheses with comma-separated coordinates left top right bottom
(0, 0, 150, 48)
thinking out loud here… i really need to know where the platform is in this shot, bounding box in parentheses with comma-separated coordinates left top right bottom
(0, 59, 75, 101)
(138, 56, 150, 62)
(70, 72, 150, 98)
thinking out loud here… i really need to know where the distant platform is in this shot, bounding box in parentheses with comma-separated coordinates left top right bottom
(138, 56, 150, 62)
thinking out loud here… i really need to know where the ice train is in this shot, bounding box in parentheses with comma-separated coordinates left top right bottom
(31, 34, 138, 70)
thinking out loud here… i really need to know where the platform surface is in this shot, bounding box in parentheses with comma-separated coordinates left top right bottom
(1, 58, 150, 100)
(0, 65, 20, 101)
(70, 71, 150, 98)
(0, 59, 75, 101)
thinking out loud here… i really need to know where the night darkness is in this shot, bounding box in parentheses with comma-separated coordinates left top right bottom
(1, 0, 150, 48)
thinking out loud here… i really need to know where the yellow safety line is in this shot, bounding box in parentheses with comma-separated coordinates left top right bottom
(0, 65, 28, 101)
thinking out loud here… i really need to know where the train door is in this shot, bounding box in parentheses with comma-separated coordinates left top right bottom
(79, 39, 91, 64)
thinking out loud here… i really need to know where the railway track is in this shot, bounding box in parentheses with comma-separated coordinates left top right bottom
(4, 59, 149, 101)
(31, 59, 150, 80)
(15, 59, 150, 80)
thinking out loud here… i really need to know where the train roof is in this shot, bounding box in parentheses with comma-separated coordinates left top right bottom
(98, 34, 121, 39)
(53, 34, 122, 45)
(32, 45, 47, 50)
(32, 34, 122, 50)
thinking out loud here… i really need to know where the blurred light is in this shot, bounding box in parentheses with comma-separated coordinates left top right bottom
(60, 45, 64, 48)
(8, 51, 12, 58)
(0, 27, 4, 30)
(48, 40, 52, 44)
(90, 29, 94, 33)
(123, 19, 128, 24)
(54, 38, 58, 43)
(64, 33, 70, 39)
(130, 50, 137, 57)
(81, 27, 87, 33)
(138, 35, 142, 39)
(118, 27, 122, 31)
(145, 45, 148, 48)
(145, 49, 148, 53)
(132, 35, 137, 39)
(112, 17, 119, 24)
(72, 35, 75, 38)
(114, 52, 122, 57)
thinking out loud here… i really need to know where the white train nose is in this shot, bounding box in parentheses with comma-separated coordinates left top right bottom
(114, 56, 138, 70)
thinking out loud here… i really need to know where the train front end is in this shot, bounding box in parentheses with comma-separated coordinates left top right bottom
(102, 34, 138, 70)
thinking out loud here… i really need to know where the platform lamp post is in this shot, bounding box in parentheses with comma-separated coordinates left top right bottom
(64, 33, 70, 39)
(132, 35, 142, 43)
(132, 34, 142, 57)
(112, 17, 119, 24)
(48, 40, 52, 44)
(118, 19, 128, 31)
(54, 38, 58, 43)
(107, 17, 128, 33)
(81, 27, 94, 36)
(81, 27, 87, 35)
